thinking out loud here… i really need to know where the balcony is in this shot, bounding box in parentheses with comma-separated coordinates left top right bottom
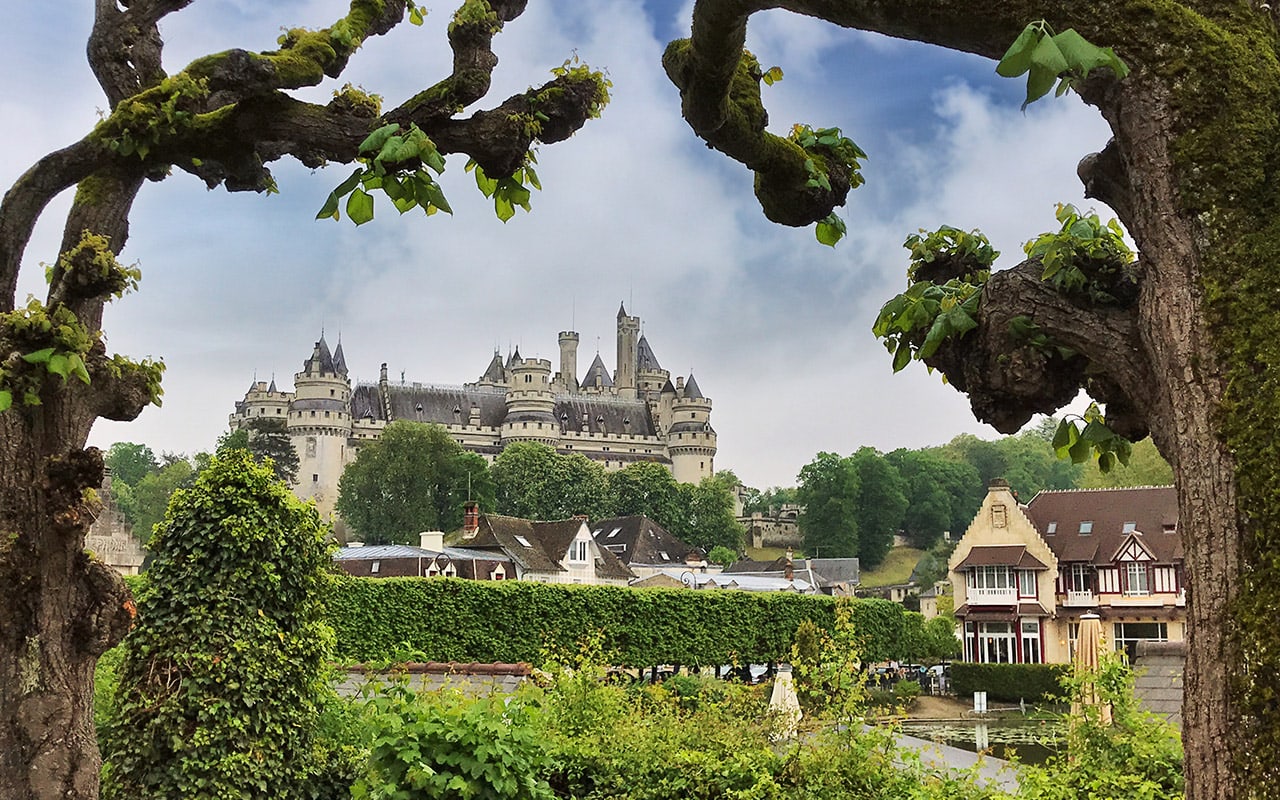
(966, 587, 1017, 605)
(1063, 590, 1095, 607)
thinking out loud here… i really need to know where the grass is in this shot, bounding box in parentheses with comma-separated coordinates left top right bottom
(744, 546, 787, 562)
(858, 547, 925, 587)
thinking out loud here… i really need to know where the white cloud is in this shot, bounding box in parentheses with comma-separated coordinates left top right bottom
(5, 3, 1113, 490)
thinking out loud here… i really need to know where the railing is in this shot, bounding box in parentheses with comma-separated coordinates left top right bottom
(966, 587, 1017, 604)
(1063, 590, 1095, 607)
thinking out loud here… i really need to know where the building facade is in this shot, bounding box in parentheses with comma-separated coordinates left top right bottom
(950, 480, 1185, 665)
(230, 305, 716, 519)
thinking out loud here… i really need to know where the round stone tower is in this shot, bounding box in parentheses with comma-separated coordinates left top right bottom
(288, 335, 352, 518)
(502, 355, 559, 446)
(615, 303, 640, 400)
(557, 330, 579, 392)
(666, 374, 716, 483)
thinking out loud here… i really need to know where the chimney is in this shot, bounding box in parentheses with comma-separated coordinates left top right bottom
(785, 548, 794, 581)
(463, 502, 480, 535)
(419, 531, 445, 552)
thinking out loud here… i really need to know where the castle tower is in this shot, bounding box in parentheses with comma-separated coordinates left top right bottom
(666, 373, 716, 483)
(289, 334, 353, 519)
(615, 303, 640, 400)
(501, 355, 559, 446)
(557, 330, 580, 392)
(229, 375, 292, 429)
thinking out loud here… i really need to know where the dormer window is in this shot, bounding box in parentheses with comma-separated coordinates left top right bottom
(570, 540, 589, 562)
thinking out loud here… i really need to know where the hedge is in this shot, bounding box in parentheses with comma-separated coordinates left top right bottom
(325, 577, 919, 667)
(950, 662, 1070, 703)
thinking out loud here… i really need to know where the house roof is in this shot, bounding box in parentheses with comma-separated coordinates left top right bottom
(590, 515, 702, 566)
(334, 544, 512, 564)
(1024, 486, 1180, 565)
(462, 514, 633, 580)
(954, 544, 1049, 571)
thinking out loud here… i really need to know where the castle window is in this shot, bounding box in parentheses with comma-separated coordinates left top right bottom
(310, 411, 316, 417)
(325, 411, 330, 418)
(276, 408, 282, 414)
(330, 389, 335, 396)
(312, 474, 319, 482)
(525, 375, 531, 383)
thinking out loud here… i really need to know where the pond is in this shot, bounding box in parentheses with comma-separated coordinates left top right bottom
(894, 719, 1063, 765)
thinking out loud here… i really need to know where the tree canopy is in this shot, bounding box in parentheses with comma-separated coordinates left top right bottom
(492, 441, 612, 521)
(337, 421, 494, 544)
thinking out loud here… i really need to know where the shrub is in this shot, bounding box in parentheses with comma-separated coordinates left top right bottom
(950, 662, 1069, 703)
(101, 451, 335, 799)
(355, 685, 553, 800)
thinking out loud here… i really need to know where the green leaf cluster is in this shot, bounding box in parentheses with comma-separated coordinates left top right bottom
(100, 451, 337, 799)
(787, 124, 866, 246)
(317, 122, 452, 225)
(872, 226, 992, 374)
(549, 54, 612, 120)
(950, 662, 1069, 703)
(997, 21, 1130, 109)
(1052, 402, 1133, 474)
(467, 154, 541, 223)
(0, 299, 96, 411)
(356, 688, 553, 800)
(1024, 204, 1136, 304)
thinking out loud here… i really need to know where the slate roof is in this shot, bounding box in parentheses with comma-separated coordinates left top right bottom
(1133, 640, 1184, 727)
(683, 373, 704, 399)
(333, 341, 348, 376)
(335, 543, 513, 565)
(637, 336, 662, 372)
(1024, 486, 1180, 565)
(480, 352, 506, 383)
(349, 382, 659, 439)
(583, 354, 614, 389)
(720, 557, 860, 592)
(590, 515, 702, 566)
(304, 335, 340, 374)
(461, 514, 634, 580)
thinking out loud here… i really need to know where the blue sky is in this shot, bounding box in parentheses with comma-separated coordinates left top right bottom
(0, 1, 1112, 489)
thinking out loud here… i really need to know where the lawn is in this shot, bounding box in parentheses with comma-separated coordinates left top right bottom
(858, 547, 925, 587)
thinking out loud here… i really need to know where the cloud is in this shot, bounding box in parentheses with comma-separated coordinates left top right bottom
(3, 3, 1112, 490)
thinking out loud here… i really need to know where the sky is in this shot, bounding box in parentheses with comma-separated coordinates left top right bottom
(0, 1, 1113, 490)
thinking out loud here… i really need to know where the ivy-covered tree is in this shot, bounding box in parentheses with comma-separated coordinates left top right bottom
(491, 441, 612, 520)
(100, 451, 333, 799)
(664, 4, 1280, 794)
(0, 3, 606, 795)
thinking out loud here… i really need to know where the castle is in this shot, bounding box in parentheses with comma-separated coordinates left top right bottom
(229, 304, 716, 520)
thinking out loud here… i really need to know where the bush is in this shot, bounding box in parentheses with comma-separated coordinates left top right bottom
(101, 451, 335, 799)
(950, 662, 1069, 703)
(329, 579, 921, 668)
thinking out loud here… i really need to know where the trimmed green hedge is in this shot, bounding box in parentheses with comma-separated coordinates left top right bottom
(326, 577, 917, 667)
(950, 662, 1069, 703)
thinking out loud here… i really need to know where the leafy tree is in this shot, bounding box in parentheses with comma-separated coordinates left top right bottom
(491, 441, 611, 520)
(126, 457, 194, 540)
(848, 447, 908, 569)
(666, 8, 1280, 791)
(920, 616, 961, 663)
(0, 3, 605, 793)
(218, 418, 300, 485)
(1078, 437, 1173, 488)
(607, 461, 685, 530)
(101, 450, 334, 799)
(337, 421, 494, 545)
(102, 441, 157, 487)
(796, 452, 859, 559)
(706, 545, 737, 567)
(677, 476, 746, 553)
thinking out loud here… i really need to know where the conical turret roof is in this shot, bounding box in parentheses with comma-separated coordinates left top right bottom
(304, 334, 337, 374)
(637, 335, 661, 371)
(683, 373, 704, 399)
(480, 351, 506, 383)
(333, 341, 348, 377)
(584, 353, 614, 388)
